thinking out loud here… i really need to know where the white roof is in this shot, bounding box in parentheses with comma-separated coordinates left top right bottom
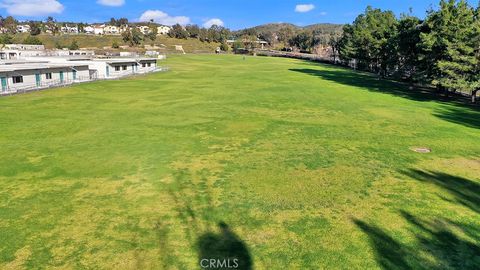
(94, 57, 157, 64)
(0, 62, 89, 73)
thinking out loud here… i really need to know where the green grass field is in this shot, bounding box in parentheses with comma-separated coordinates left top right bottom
(0, 55, 479, 269)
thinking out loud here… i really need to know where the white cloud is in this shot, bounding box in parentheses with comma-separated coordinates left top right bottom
(0, 0, 64, 16)
(319, 11, 327, 16)
(203, 18, 224, 28)
(138, 10, 190, 25)
(97, 0, 124, 7)
(295, 4, 315, 13)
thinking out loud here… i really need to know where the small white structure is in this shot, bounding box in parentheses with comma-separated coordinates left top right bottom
(157, 26, 171, 35)
(0, 62, 90, 94)
(16, 24, 31, 33)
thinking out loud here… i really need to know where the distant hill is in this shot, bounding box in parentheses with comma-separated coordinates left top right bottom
(234, 23, 344, 36)
(233, 23, 344, 49)
(303, 23, 344, 34)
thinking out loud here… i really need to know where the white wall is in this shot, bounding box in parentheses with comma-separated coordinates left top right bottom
(0, 66, 90, 92)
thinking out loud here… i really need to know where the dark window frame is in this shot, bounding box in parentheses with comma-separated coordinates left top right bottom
(12, 76, 23, 84)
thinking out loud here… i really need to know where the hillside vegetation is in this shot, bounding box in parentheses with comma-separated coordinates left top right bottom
(12, 33, 221, 53)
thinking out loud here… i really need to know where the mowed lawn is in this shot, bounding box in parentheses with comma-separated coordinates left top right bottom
(0, 55, 479, 269)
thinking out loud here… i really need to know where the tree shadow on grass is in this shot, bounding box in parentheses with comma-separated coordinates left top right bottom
(197, 222, 253, 270)
(154, 169, 253, 269)
(354, 169, 480, 269)
(354, 213, 480, 270)
(402, 169, 480, 214)
(432, 106, 480, 130)
(289, 68, 480, 129)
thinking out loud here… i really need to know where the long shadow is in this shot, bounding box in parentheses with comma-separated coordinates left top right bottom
(197, 222, 253, 270)
(354, 168, 480, 269)
(354, 213, 480, 270)
(403, 169, 480, 214)
(289, 67, 480, 129)
(433, 106, 480, 130)
(154, 168, 253, 269)
(354, 219, 409, 270)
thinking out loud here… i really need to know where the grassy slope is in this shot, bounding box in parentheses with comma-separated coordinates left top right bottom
(0, 55, 479, 269)
(13, 33, 220, 53)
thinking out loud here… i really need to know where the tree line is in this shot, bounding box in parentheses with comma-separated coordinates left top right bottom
(334, 0, 480, 102)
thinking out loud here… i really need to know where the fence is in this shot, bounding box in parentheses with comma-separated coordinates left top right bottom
(0, 66, 169, 96)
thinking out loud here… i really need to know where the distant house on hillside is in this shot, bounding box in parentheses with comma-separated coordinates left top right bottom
(137, 25, 151, 35)
(61, 25, 79, 34)
(104, 25, 120, 35)
(16, 25, 31, 33)
(84, 26, 95, 34)
(157, 26, 171, 35)
(93, 25, 105, 35)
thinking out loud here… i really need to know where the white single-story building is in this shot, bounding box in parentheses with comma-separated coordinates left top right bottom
(22, 56, 159, 79)
(3, 44, 45, 51)
(88, 58, 158, 79)
(0, 63, 90, 94)
(0, 50, 47, 60)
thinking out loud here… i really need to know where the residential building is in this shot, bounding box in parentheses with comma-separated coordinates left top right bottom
(137, 25, 151, 35)
(157, 26, 171, 35)
(94, 25, 105, 35)
(61, 25, 79, 34)
(104, 25, 120, 35)
(84, 26, 95, 34)
(16, 24, 31, 33)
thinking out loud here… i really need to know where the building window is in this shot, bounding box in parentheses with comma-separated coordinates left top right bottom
(122, 65, 127, 70)
(115, 66, 120, 71)
(147, 63, 151, 67)
(45, 73, 52, 80)
(12, 76, 23, 84)
(142, 63, 146, 68)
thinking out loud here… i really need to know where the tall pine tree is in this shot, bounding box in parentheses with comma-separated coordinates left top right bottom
(420, 0, 479, 98)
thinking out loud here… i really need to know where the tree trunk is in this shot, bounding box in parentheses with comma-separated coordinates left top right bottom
(472, 89, 478, 103)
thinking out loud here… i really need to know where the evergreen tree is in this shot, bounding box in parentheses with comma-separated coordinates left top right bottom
(395, 15, 422, 81)
(420, 0, 479, 95)
(338, 7, 397, 75)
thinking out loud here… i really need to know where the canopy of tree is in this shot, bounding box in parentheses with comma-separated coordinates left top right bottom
(336, 0, 480, 101)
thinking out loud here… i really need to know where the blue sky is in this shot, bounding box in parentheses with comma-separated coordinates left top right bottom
(1, 0, 479, 29)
